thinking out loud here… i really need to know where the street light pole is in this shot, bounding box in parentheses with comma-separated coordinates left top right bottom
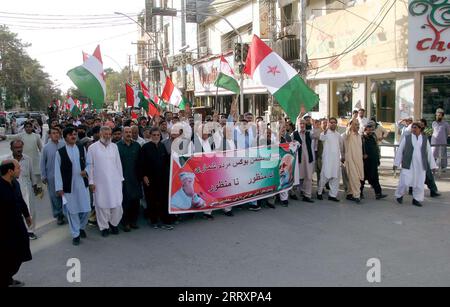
(300, 0, 307, 80)
(153, 8, 245, 114)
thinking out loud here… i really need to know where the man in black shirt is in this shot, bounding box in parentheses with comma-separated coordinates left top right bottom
(0, 160, 32, 287)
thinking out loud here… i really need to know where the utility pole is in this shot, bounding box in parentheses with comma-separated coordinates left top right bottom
(181, 0, 187, 97)
(300, 0, 307, 80)
(128, 55, 133, 83)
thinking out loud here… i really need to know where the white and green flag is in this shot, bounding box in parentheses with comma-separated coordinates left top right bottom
(243, 35, 319, 120)
(67, 45, 106, 110)
(214, 55, 240, 94)
(67, 96, 81, 116)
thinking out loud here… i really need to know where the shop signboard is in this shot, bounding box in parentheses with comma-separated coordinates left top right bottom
(408, 0, 450, 68)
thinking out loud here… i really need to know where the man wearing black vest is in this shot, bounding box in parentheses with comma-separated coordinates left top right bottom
(394, 122, 437, 207)
(292, 119, 318, 203)
(55, 127, 91, 245)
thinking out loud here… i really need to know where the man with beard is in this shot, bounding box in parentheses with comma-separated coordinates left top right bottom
(343, 119, 364, 204)
(317, 118, 344, 202)
(360, 123, 387, 200)
(55, 127, 91, 245)
(431, 108, 449, 171)
(117, 127, 142, 232)
(292, 119, 317, 203)
(41, 127, 66, 225)
(7, 140, 38, 240)
(1, 121, 43, 195)
(87, 126, 124, 237)
(112, 127, 123, 144)
(139, 127, 173, 230)
(395, 122, 437, 207)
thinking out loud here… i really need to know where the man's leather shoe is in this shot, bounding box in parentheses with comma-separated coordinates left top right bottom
(224, 211, 234, 217)
(412, 199, 423, 207)
(376, 194, 387, 200)
(289, 194, 299, 200)
(111, 226, 119, 235)
(80, 230, 87, 238)
(302, 197, 314, 203)
(101, 229, 109, 237)
(316, 193, 323, 200)
(396, 197, 403, 204)
(328, 196, 340, 202)
(72, 236, 80, 246)
(430, 191, 441, 197)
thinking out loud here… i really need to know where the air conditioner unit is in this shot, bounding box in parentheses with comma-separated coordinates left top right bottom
(283, 24, 298, 37)
(167, 56, 174, 68)
(199, 46, 209, 57)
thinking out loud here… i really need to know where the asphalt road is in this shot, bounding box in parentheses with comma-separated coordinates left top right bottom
(1, 135, 450, 287)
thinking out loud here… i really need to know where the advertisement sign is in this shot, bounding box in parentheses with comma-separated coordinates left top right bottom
(408, 0, 450, 67)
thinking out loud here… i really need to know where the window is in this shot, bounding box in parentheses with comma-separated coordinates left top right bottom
(334, 81, 353, 118)
(370, 79, 396, 143)
(423, 75, 450, 125)
(282, 3, 294, 27)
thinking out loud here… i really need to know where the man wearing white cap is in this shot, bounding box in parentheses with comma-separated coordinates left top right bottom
(171, 172, 205, 210)
(431, 108, 449, 170)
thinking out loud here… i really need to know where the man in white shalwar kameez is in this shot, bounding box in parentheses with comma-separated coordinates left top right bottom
(317, 117, 344, 202)
(87, 126, 124, 236)
(394, 122, 437, 207)
(1, 121, 43, 193)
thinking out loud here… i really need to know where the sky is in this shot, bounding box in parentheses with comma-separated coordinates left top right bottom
(1, 0, 145, 91)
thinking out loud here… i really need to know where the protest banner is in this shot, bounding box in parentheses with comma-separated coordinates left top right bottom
(169, 143, 297, 214)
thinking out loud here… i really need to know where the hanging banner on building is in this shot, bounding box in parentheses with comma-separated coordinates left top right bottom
(408, 0, 450, 68)
(193, 54, 266, 96)
(169, 143, 297, 214)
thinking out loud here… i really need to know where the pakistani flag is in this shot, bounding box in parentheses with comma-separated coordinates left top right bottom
(244, 35, 319, 120)
(179, 97, 192, 111)
(214, 55, 240, 94)
(67, 96, 81, 117)
(67, 45, 106, 110)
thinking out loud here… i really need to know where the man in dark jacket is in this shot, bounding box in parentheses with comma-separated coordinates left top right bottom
(360, 123, 387, 200)
(0, 159, 32, 287)
(139, 127, 173, 230)
(117, 127, 143, 232)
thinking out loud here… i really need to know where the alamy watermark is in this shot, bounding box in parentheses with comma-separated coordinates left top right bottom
(66, 258, 81, 283)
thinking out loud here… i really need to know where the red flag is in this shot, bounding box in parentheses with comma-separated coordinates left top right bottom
(131, 111, 138, 120)
(148, 102, 160, 118)
(140, 81, 150, 99)
(126, 83, 135, 108)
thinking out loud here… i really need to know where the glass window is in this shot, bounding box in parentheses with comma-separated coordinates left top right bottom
(423, 75, 450, 124)
(335, 81, 353, 118)
(282, 3, 293, 27)
(369, 79, 396, 143)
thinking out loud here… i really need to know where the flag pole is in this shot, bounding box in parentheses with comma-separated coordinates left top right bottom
(215, 55, 221, 113)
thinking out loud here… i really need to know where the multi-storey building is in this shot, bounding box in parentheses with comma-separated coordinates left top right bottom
(138, 0, 449, 142)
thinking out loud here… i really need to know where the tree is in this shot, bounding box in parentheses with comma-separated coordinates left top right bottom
(0, 26, 61, 111)
(104, 67, 140, 109)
